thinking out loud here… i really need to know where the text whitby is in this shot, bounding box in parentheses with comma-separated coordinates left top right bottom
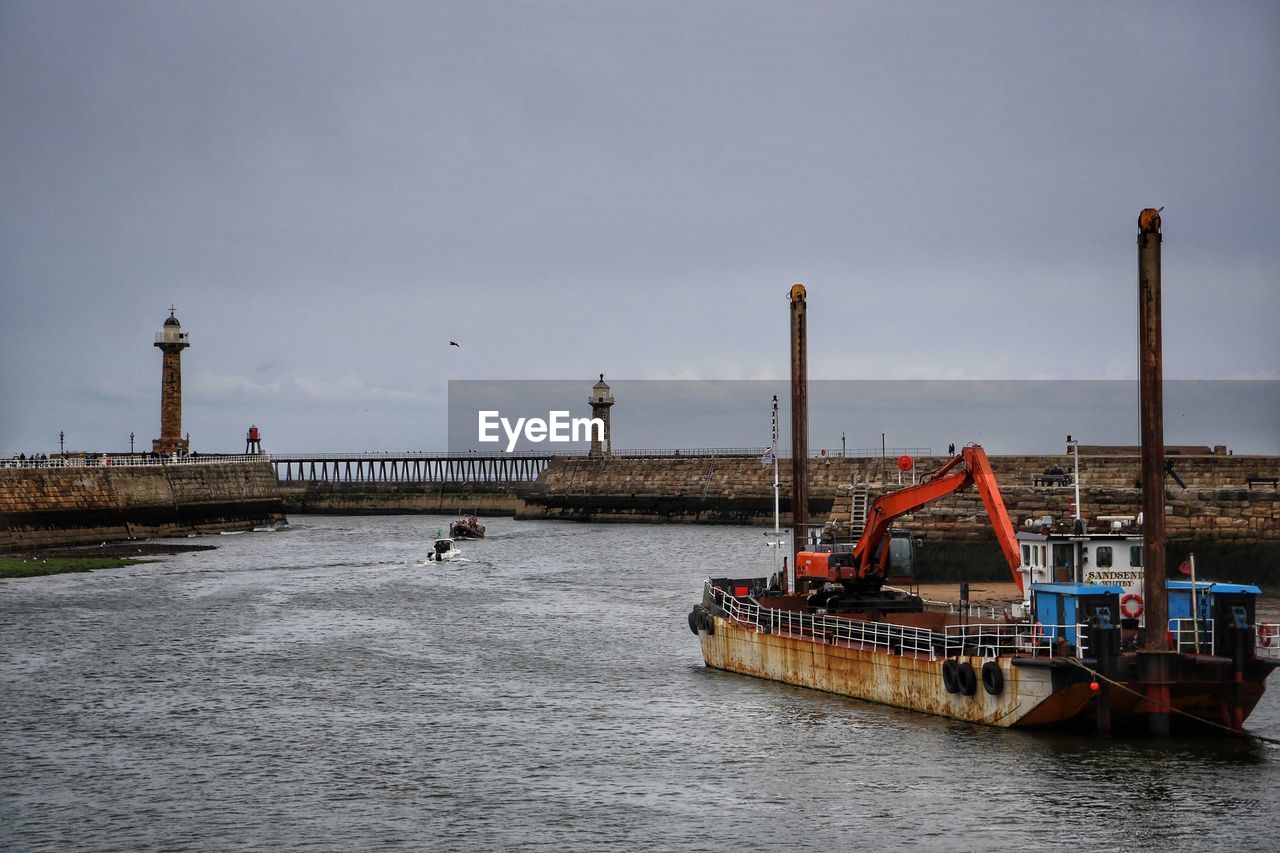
(478, 411, 604, 452)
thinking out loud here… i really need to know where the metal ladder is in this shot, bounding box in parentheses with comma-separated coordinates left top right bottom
(849, 478, 870, 538)
(699, 457, 718, 501)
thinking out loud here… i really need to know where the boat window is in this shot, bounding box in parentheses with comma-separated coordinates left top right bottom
(1022, 545, 1031, 565)
(1130, 545, 1143, 567)
(1096, 546, 1113, 568)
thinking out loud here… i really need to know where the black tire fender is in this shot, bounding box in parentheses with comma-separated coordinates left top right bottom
(957, 662, 978, 696)
(942, 659, 960, 694)
(982, 660, 1004, 696)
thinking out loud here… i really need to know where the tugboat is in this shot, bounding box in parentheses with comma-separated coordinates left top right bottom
(688, 214, 1278, 734)
(450, 514, 486, 540)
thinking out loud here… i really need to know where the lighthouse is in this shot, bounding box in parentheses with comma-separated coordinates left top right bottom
(588, 374, 614, 459)
(152, 308, 190, 455)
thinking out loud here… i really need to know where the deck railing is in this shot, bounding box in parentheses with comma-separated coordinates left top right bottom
(1257, 623, 1280, 660)
(709, 585, 1280, 664)
(941, 621, 1092, 658)
(706, 582, 1084, 661)
(1170, 618, 1215, 655)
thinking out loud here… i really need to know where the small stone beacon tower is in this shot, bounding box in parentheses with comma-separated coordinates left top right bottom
(589, 373, 614, 459)
(152, 308, 190, 455)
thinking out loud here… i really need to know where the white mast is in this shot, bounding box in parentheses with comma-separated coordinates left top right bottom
(1068, 434, 1082, 521)
(773, 394, 781, 559)
(765, 395, 785, 588)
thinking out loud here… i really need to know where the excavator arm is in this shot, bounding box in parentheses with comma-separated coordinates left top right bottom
(961, 445, 1023, 592)
(800, 444, 1022, 592)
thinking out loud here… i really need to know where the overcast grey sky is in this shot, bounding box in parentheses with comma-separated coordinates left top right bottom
(2, 1, 1277, 454)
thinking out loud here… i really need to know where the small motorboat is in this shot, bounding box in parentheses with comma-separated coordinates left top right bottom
(430, 537, 462, 562)
(449, 515, 486, 539)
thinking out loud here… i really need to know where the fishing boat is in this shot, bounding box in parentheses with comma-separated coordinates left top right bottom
(688, 214, 1278, 735)
(450, 515, 486, 540)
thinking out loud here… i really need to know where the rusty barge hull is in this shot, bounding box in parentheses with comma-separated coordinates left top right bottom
(697, 614, 1272, 731)
(699, 615, 1069, 727)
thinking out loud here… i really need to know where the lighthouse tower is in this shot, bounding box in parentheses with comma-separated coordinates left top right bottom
(152, 308, 191, 455)
(588, 374, 614, 459)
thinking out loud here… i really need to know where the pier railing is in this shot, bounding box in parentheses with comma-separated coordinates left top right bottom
(268, 446, 936, 483)
(270, 446, 932, 461)
(1, 453, 270, 469)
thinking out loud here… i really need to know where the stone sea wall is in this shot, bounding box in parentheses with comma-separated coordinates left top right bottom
(519, 453, 1280, 581)
(0, 462, 286, 550)
(519, 454, 1280, 545)
(278, 481, 526, 515)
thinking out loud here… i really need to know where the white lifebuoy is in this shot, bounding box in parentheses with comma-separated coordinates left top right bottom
(1121, 593, 1144, 619)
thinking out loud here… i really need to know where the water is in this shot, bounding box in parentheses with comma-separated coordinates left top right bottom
(2, 516, 1278, 851)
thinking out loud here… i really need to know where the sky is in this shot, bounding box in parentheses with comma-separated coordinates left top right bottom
(446, 380, 1280, 454)
(1, 1, 1277, 454)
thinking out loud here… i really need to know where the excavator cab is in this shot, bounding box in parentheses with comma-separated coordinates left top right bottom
(882, 529, 919, 585)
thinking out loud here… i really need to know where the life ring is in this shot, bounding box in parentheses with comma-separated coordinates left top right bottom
(1120, 593, 1144, 619)
(956, 662, 978, 696)
(982, 661, 1004, 695)
(1259, 624, 1274, 648)
(942, 659, 960, 694)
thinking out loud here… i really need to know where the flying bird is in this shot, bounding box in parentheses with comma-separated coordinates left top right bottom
(450, 341, 461, 347)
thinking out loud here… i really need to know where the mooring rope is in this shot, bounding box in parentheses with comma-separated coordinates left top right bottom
(1064, 657, 1280, 746)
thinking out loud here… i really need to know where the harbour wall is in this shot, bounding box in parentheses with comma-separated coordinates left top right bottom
(520, 454, 1280, 574)
(0, 461, 286, 551)
(278, 481, 527, 515)
(520, 454, 1279, 537)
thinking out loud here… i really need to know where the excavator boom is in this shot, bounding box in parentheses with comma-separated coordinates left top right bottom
(810, 445, 1022, 592)
(961, 445, 1023, 591)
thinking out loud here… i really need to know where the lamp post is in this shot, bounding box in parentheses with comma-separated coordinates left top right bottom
(130, 432, 135, 454)
(59, 431, 64, 455)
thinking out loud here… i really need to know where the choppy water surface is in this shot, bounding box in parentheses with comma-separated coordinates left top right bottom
(2, 517, 1278, 851)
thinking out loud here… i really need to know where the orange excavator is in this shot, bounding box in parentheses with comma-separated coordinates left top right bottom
(794, 444, 1022, 597)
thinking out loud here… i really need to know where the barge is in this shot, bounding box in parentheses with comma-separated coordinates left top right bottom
(690, 569, 1278, 732)
(688, 211, 1278, 734)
